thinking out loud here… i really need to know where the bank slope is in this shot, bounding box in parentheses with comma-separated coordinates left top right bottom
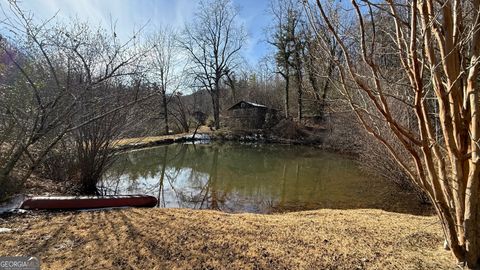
(0, 208, 453, 269)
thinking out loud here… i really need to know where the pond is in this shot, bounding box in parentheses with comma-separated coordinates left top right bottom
(100, 142, 427, 214)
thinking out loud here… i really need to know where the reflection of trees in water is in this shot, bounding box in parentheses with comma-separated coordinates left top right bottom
(175, 147, 231, 211)
(99, 144, 187, 197)
(156, 146, 168, 207)
(102, 144, 232, 211)
(102, 143, 332, 212)
(100, 143, 416, 213)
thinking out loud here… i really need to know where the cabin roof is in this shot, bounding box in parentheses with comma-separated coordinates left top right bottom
(227, 101, 268, 110)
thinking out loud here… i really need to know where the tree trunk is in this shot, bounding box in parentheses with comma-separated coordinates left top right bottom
(296, 72, 303, 121)
(0, 146, 26, 200)
(162, 89, 169, 135)
(322, 58, 334, 101)
(297, 80, 302, 121)
(0, 174, 11, 200)
(212, 82, 221, 130)
(213, 98, 220, 130)
(80, 174, 100, 195)
(284, 75, 290, 118)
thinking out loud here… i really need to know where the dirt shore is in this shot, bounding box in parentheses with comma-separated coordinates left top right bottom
(0, 208, 454, 269)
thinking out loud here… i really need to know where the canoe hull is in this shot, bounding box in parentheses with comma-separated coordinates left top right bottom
(20, 195, 158, 210)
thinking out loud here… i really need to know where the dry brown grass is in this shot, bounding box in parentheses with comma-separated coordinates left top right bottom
(114, 134, 186, 146)
(114, 126, 213, 147)
(0, 208, 455, 269)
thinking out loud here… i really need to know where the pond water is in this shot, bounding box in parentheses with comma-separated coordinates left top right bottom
(100, 142, 426, 214)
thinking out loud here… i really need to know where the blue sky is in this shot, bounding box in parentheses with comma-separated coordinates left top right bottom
(0, 0, 272, 65)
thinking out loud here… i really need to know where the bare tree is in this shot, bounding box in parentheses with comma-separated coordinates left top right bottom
(292, 22, 306, 121)
(147, 26, 182, 135)
(74, 104, 127, 194)
(305, 0, 480, 267)
(269, 0, 297, 118)
(302, 11, 340, 119)
(270, 0, 311, 121)
(0, 1, 151, 198)
(169, 92, 191, 133)
(0, 3, 78, 199)
(179, 0, 246, 130)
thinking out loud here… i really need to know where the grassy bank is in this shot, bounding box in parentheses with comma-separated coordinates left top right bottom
(114, 126, 213, 149)
(0, 208, 454, 269)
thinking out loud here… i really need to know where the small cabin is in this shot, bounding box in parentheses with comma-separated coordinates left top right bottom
(192, 111, 207, 125)
(226, 101, 278, 130)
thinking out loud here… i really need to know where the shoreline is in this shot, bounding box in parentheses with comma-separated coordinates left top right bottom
(113, 126, 359, 159)
(113, 128, 329, 152)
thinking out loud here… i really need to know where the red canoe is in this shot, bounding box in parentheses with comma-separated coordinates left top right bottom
(20, 195, 158, 210)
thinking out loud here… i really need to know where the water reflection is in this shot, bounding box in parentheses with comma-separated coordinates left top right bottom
(100, 142, 425, 214)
